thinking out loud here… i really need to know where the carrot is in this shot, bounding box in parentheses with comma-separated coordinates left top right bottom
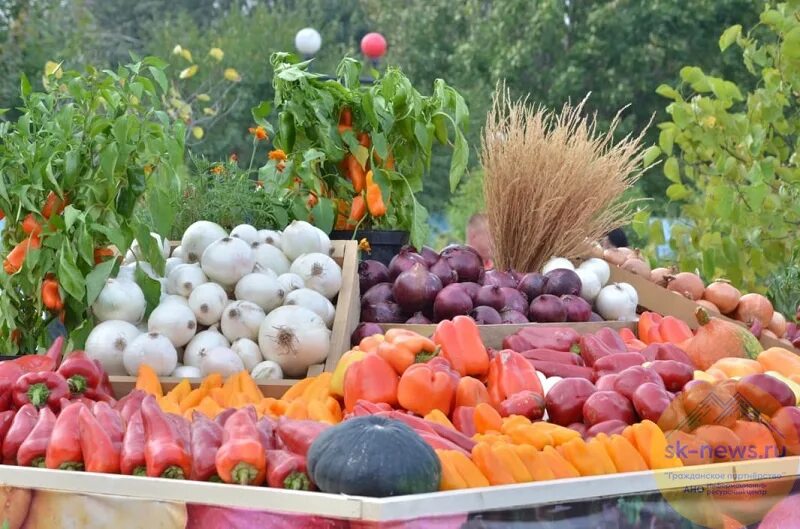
(3, 235, 41, 274)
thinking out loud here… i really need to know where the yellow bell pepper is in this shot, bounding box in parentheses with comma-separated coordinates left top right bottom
(330, 349, 367, 396)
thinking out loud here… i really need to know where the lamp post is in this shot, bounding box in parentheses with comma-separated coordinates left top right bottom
(294, 28, 322, 60)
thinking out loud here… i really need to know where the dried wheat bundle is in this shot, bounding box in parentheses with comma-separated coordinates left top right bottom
(481, 85, 647, 272)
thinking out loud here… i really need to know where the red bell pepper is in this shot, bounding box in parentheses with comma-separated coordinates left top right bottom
(502, 327, 580, 353)
(167, 413, 192, 456)
(13, 371, 69, 410)
(2, 404, 38, 464)
(451, 406, 477, 437)
(486, 349, 544, 407)
(0, 410, 15, 454)
(433, 316, 489, 377)
(94, 359, 116, 399)
(275, 418, 330, 458)
(92, 401, 125, 446)
(141, 395, 192, 479)
(45, 400, 85, 470)
(115, 389, 147, 424)
(594, 327, 627, 353)
(343, 353, 399, 412)
(265, 449, 313, 490)
(84, 387, 116, 405)
(215, 407, 266, 486)
(0, 380, 13, 412)
(58, 350, 101, 395)
(578, 334, 614, 367)
(120, 410, 146, 476)
(256, 416, 278, 450)
(78, 406, 121, 473)
(0, 361, 23, 385)
(8, 336, 65, 376)
(397, 362, 458, 416)
(17, 407, 56, 467)
(190, 411, 224, 482)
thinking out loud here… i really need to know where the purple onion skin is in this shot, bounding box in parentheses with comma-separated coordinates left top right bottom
(500, 309, 529, 324)
(441, 245, 484, 283)
(481, 269, 517, 289)
(388, 247, 427, 281)
(393, 263, 443, 313)
(419, 246, 440, 268)
(358, 260, 390, 294)
(430, 257, 458, 287)
(361, 282, 395, 307)
(500, 287, 529, 316)
(517, 273, 547, 301)
(590, 312, 604, 322)
(561, 295, 592, 322)
(509, 269, 523, 284)
(433, 283, 474, 321)
(543, 269, 582, 297)
(459, 282, 482, 303)
(475, 285, 506, 311)
(470, 306, 503, 325)
(529, 294, 567, 323)
(351, 322, 384, 346)
(406, 312, 433, 324)
(361, 301, 406, 323)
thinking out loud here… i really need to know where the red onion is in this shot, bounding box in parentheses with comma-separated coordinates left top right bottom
(475, 285, 506, 311)
(509, 269, 523, 284)
(517, 273, 547, 301)
(433, 283, 474, 321)
(361, 283, 394, 307)
(500, 287, 529, 316)
(358, 260, 390, 293)
(590, 312, 604, 322)
(500, 309, 529, 324)
(406, 312, 432, 324)
(361, 301, 406, 323)
(471, 306, 502, 325)
(419, 246, 440, 268)
(388, 247, 427, 281)
(393, 263, 443, 313)
(529, 294, 567, 322)
(482, 269, 517, 288)
(561, 295, 592, 322)
(460, 282, 482, 303)
(543, 269, 582, 297)
(351, 322, 383, 346)
(441, 245, 484, 283)
(430, 257, 458, 286)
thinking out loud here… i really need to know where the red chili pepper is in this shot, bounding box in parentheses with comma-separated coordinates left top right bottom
(93, 359, 116, 399)
(214, 408, 237, 428)
(256, 416, 279, 450)
(13, 371, 69, 410)
(265, 449, 314, 490)
(215, 407, 266, 486)
(115, 389, 146, 424)
(120, 411, 146, 476)
(84, 387, 116, 405)
(57, 351, 101, 395)
(92, 401, 125, 445)
(78, 406, 121, 474)
(0, 410, 16, 454)
(141, 395, 192, 479)
(2, 404, 38, 464)
(45, 401, 85, 470)
(275, 418, 331, 458)
(190, 411, 224, 482)
(17, 407, 56, 467)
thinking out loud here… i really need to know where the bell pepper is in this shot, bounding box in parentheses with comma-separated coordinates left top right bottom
(629, 420, 683, 470)
(558, 438, 608, 476)
(141, 395, 192, 479)
(115, 389, 147, 424)
(435, 449, 489, 490)
(58, 350, 101, 395)
(0, 380, 13, 412)
(659, 316, 693, 344)
(605, 434, 648, 473)
(619, 327, 648, 351)
(503, 423, 553, 450)
(120, 410, 146, 476)
(397, 362, 458, 416)
(343, 353, 399, 412)
(0, 362, 23, 387)
(45, 401, 85, 470)
(215, 407, 267, 486)
(214, 407, 237, 427)
(256, 416, 279, 450)
(330, 349, 367, 397)
(474, 403, 503, 434)
(0, 410, 15, 452)
(433, 316, 489, 377)
(513, 444, 554, 481)
(376, 329, 438, 375)
(425, 419, 477, 453)
(78, 406, 121, 473)
(5, 336, 64, 377)
(275, 418, 330, 457)
(298, 373, 332, 403)
(471, 441, 516, 485)
(93, 401, 125, 443)
(586, 436, 618, 474)
(357, 334, 385, 353)
(486, 350, 543, 407)
(504, 327, 581, 353)
(13, 371, 69, 410)
(190, 411, 224, 481)
(2, 404, 38, 464)
(492, 442, 533, 482)
(265, 449, 313, 490)
(454, 376, 490, 409)
(759, 347, 800, 378)
(424, 409, 455, 429)
(594, 327, 628, 353)
(452, 406, 477, 437)
(16, 407, 56, 467)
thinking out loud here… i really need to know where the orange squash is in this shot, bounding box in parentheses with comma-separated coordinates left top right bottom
(680, 308, 763, 370)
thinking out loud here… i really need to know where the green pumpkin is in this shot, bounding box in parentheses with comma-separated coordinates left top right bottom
(307, 416, 441, 497)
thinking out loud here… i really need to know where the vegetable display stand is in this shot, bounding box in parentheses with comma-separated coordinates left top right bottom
(330, 230, 409, 267)
(0, 456, 797, 528)
(109, 240, 360, 398)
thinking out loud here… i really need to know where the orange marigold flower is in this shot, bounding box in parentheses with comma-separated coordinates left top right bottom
(358, 238, 372, 253)
(269, 149, 287, 162)
(248, 126, 268, 141)
(210, 165, 224, 175)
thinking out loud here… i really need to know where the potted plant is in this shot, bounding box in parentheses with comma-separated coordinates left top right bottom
(257, 53, 469, 262)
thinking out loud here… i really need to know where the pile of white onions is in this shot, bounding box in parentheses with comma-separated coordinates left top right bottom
(86, 220, 340, 380)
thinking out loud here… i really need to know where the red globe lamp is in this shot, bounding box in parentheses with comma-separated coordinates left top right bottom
(360, 32, 387, 60)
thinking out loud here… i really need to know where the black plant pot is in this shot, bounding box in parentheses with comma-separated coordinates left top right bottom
(330, 230, 409, 266)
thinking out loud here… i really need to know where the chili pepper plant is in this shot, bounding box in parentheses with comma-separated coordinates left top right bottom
(259, 53, 470, 249)
(0, 58, 185, 354)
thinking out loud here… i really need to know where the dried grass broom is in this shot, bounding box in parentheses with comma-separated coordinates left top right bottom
(481, 85, 647, 272)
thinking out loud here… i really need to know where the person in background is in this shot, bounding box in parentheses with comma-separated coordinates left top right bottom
(603, 227, 629, 249)
(466, 213, 494, 268)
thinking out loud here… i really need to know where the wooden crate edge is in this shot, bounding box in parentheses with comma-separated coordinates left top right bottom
(325, 240, 360, 372)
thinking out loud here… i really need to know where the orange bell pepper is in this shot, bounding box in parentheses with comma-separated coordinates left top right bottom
(343, 353, 399, 411)
(284, 398, 309, 420)
(530, 422, 581, 446)
(377, 329, 438, 375)
(638, 312, 663, 344)
(330, 349, 367, 397)
(500, 415, 532, 433)
(455, 376, 491, 408)
(196, 397, 223, 418)
(486, 350, 543, 407)
(471, 442, 516, 485)
(357, 334, 385, 353)
(397, 362, 458, 416)
(281, 377, 316, 402)
(630, 420, 684, 469)
(200, 373, 223, 392)
(180, 388, 207, 413)
(619, 327, 647, 351)
(503, 424, 553, 450)
(165, 379, 192, 405)
(605, 434, 648, 472)
(707, 358, 763, 379)
(301, 373, 332, 402)
(586, 436, 617, 474)
(257, 397, 288, 417)
(240, 372, 265, 403)
(659, 316, 693, 343)
(433, 316, 489, 377)
(559, 438, 607, 476)
(474, 403, 503, 434)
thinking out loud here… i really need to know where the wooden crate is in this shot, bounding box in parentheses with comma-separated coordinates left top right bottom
(110, 239, 360, 398)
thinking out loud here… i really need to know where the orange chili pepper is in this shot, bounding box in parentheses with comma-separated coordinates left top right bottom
(3, 235, 41, 274)
(215, 408, 266, 486)
(474, 403, 503, 434)
(41, 191, 67, 219)
(93, 247, 116, 264)
(365, 170, 386, 217)
(345, 155, 366, 194)
(41, 277, 63, 311)
(22, 214, 42, 237)
(358, 132, 371, 148)
(348, 195, 366, 224)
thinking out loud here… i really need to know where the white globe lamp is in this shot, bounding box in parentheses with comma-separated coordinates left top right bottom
(295, 28, 322, 57)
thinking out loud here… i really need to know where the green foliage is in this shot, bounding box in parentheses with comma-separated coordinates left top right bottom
(443, 169, 485, 245)
(767, 253, 800, 322)
(647, 2, 800, 292)
(0, 59, 185, 353)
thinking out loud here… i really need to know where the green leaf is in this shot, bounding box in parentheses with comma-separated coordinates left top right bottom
(20, 73, 31, 98)
(311, 197, 335, 234)
(664, 157, 681, 183)
(86, 258, 117, 307)
(58, 245, 86, 302)
(655, 84, 680, 100)
(632, 209, 650, 238)
(659, 128, 674, 154)
(148, 66, 167, 93)
(148, 189, 174, 240)
(643, 146, 661, 167)
(666, 183, 690, 201)
(449, 130, 468, 192)
(409, 201, 430, 251)
(63, 205, 81, 231)
(719, 25, 742, 51)
(135, 266, 162, 318)
(372, 132, 388, 160)
(251, 101, 272, 121)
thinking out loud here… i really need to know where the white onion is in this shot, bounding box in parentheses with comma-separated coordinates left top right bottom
(258, 305, 330, 377)
(201, 237, 255, 287)
(166, 263, 207, 297)
(314, 226, 332, 256)
(131, 261, 160, 280)
(290, 253, 342, 300)
(231, 338, 263, 371)
(92, 279, 146, 324)
(595, 284, 637, 321)
(148, 301, 197, 348)
(200, 346, 245, 377)
(221, 300, 266, 342)
(116, 264, 136, 282)
(235, 273, 285, 313)
(282, 220, 324, 261)
(277, 273, 305, 294)
(165, 257, 184, 278)
(618, 282, 639, 306)
(251, 242, 291, 275)
(172, 245, 186, 260)
(575, 268, 601, 302)
(542, 376, 563, 396)
(251, 360, 283, 381)
(257, 230, 282, 249)
(85, 320, 141, 375)
(230, 224, 259, 244)
(284, 288, 336, 328)
(188, 282, 229, 326)
(578, 258, 611, 287)
(173, 365, 202, 378)
(542, 257, 575, 274)
(181, 220, 227, 263)
(160, 294, 190, 307)
(183, 326, 230, 368)
(123, 332, 178, 376)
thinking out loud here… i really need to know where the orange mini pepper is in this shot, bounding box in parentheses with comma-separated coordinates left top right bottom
(436, 449, 489, 490)
(41, 191, 68, 219)
(330, 350, 367, 397)
(605, 434, 648, 473)
(41, 277, 63, 311)
(135, 364, 163, 398)
(3, 234, 41, 275)
(348, 195, 366, 224)
(377, 328, 438, 375)
(433, 316, 489, 377)
(425, 409, 455, 429)
(471, 442, 516, 486)
(365, 170, 386, 217)
(474, 403, 503, 434)
(22, 214, 42, 237)
(343, 353, 399, 411)
(513, 444, 554, 481)
(345, 155, 366, 194)
(559, 438, 608, 476)
(486, 350, 544, 407)
(540, 446, 580, 479)
(455, 376, 491, 408)
(397, 361, 458, 416)
(491, 442, 532, 483)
